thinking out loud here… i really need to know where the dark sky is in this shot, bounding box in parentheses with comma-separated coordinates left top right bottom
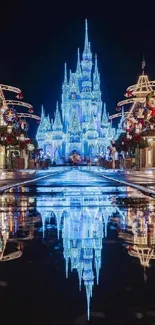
(0, 1, 155, 136)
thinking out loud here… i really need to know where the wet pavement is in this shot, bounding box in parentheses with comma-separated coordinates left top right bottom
(0, 168, 155, 324)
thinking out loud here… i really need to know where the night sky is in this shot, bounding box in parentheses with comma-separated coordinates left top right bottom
(0, 1, 155, 137)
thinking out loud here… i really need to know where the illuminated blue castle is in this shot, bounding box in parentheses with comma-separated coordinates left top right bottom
(36, 20, 115, 161)
(36, 189, 117, 319)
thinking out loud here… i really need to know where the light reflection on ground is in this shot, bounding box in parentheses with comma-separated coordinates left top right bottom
(0, 169, 155, 324)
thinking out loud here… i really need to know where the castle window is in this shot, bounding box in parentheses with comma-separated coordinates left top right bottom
(93, 231, 97, 238)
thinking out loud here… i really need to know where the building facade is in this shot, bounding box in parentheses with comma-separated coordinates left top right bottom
(36, 20, 115, 161)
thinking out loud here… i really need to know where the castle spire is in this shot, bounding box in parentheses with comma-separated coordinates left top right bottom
(68, 109, 81, 133)
(84, 19, 89, 52)
(94, 54, 99, 79)
(69, 69, 72, 87)
(87, 111, 96, 131)
(53, 102, 63, 131)
(41, 104, 45, 119)
(93, 54, 100, 91)
(76, 48, 82, 76)
(64, 62, 67, 83)
(101, 103, 108, 126)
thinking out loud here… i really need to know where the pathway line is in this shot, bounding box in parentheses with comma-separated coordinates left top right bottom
(86, 170, 155, 197)
(0, 168, 70, 193)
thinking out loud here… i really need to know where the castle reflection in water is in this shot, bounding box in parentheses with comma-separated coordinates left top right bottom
(36, 187, 155, 319)
(0, 186, 155, 319)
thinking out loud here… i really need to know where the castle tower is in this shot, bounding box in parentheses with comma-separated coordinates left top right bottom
(81, 19, 93, 89)
(52, 103, 64, 161)
(36, 20, 115, 161)
(53, 102, 63, 131)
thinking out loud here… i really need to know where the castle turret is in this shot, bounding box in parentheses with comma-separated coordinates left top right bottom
(81, 19, 92, 93)
(68, 109, 81, 134)
(101, 103, 109, 127)
(53, 102, 63, 131)
(36, 105, 51, 151)
(85, 112, 98, 155)
(76, 48, 82, 79)
(87, 111, 97, 132)
(93, 54, 100, 91)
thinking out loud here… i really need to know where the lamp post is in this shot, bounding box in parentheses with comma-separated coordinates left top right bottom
(7, 125, 12, 170)
(135, 124, 141, 171)
(27, 143, 34, 169)
(111, 140, 116, 169)
(19, 134, 25, 158)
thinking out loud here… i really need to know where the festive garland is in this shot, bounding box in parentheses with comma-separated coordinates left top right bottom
(132, 102, 146, 120)
(19, 120, 29, 132)
(3, 108, 17, 124)
(146, 91, 155, 110)
(0, 97, 3, 108)
(122, 118, 135, 132)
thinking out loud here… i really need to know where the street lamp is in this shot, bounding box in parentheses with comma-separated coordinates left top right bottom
(19, 133, 25, 161)
(7, 125, 13, 169)
(111, 146, 116, 169)
(135, 124, 141, 171)
(19, 134, 25, 142)
(7, 125, 12, 134)
(27, 143, 35, 168)
(27, 143, 34, 151)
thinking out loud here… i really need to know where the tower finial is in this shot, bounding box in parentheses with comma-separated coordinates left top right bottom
(84, 19, 89, 52)
(94, 54, 99, 77)
(64, 63, 67, 83)
(76, 48, 82, 75)
(142, 55, 146, 75)
(78, 48, 80, 61)
(41, 104, 45, 119)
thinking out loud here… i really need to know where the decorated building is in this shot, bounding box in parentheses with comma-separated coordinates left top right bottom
(36, 20, 115, 161)
(115, 63, 155, 168)
(36, 191, 117, 319)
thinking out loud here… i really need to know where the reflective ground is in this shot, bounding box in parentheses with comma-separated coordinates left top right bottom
(1, 168, 155, 324)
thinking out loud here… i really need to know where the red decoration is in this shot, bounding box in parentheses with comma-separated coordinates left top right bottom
(7, 137, 13, 145)
(151, 107, 155, 116)
(20, 142, 26, 150)
(28, 107, 34, 113)
(25, 139, 30, 144)
(116, 106, 121, 111)
(125, 90, 133, 98)
(150, 116, 155, 125)
(16, 92, 23, 100)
